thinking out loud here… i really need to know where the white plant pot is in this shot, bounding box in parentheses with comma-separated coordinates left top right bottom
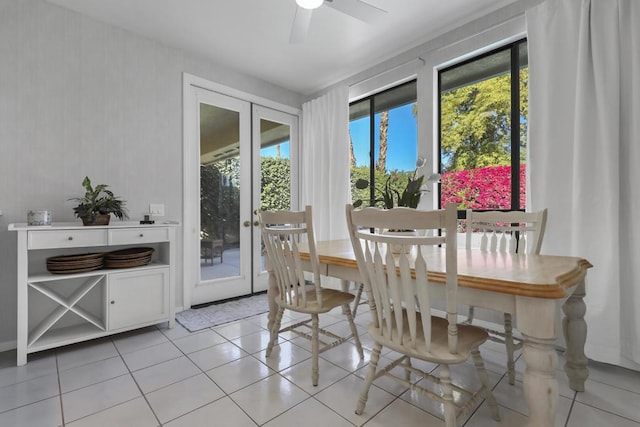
(383, 229, 417, 254)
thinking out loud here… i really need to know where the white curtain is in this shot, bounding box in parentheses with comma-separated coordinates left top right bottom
(300, 86, 350, 241)
(527, 0, 640, 368)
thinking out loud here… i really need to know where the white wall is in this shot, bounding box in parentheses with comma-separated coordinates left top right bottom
(0, 0, 303, 350)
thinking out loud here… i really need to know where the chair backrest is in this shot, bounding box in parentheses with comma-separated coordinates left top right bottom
(345, 203, 459, 354)
(465, 209, 547, 255)
(257, 206, 324, 308)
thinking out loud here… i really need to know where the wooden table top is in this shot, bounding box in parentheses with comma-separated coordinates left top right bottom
(302, 239, 593, 299)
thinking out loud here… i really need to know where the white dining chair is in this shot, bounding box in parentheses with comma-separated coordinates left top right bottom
(258, 206, 364, 386)
(464, 208, 547, 384)
(346, 204, 500, 426)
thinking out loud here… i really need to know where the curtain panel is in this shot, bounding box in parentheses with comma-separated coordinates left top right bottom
(300, 86, 351, 241)
(527, 0, 640, 368)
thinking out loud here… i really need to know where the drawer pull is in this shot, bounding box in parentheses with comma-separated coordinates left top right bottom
(68, 237, 73, 241)
(110, 300, 115, 305)
(139, 234, 144, 237)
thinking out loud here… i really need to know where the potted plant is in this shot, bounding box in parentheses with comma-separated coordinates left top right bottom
(70, 176, 129, 226)
(353, 157, 440, 209)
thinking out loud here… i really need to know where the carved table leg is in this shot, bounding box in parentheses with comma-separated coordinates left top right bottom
(516, 296, 559, 427)
(522, 335, 558, 426)
(562, 279, 589, 391)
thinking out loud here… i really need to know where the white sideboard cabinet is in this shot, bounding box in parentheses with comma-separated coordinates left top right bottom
(8, 222, 179, 365)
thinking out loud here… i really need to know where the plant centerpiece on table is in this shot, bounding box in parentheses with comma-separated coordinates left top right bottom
(353, 157, 440, 253)
(353, 157, 440, 210)
(70, 176, 129, 226)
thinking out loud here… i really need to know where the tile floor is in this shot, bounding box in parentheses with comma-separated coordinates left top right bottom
(1, 303, 640, 427)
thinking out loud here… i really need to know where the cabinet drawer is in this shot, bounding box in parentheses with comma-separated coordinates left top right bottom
(28, 229, 108, 249)
(108, 228, 169, 245)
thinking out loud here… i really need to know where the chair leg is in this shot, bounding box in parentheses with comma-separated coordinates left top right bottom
(343, 304, 364, 359)
(355, 343, 382, 415)
(504, 312, 516, 385)
(405, 357, 412, 381)
(266, 307, 284, 358)
(440, 364, 457, 427)
(352, 283, 364, 318)
(466, 305, 475, 324)
(311, 313, 319, 386)
(471, 348, 500, 422)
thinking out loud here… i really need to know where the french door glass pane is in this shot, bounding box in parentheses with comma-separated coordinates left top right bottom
(259, 118, 291, 272)
(200, 103, 241, 281)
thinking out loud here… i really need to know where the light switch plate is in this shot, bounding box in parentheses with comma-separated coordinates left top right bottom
(149, 204, 165, 217)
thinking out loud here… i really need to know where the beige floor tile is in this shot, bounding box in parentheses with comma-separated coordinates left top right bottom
(59, 356, 129, 393)
(0, 396, 62, 427)
(112, 328, 170, 354)
(314, 374, 395, 426)
(121, 341, 183, 372)
(264, 397, 353, 427)
(164, 396, 255, 427)
(145, 374, 225, 424)
(66, 397, 158, 427)
(230, 375, 309, 425)
(188, 341, 247, 371)
(280, 357, 350, 394)
(206, 355, 275, 393)
(0, 373, 59, 413)
(132, 356, 200, 393)
(57, 339, 119, 371)
(62, 374, 140, 423)
(171, 329, 226, 354)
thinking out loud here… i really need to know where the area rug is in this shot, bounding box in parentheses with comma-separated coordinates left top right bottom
(176, 293, 269, 332)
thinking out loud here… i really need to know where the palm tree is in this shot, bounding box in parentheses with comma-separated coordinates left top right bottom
(376, 110, 388, 172)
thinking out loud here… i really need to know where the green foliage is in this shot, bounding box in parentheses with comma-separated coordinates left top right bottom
(440, 69, 528, 172)
(260, 157, 291, 211)
(350, 166, 417, 208)
(70, 176, 128, 221)
(200, 157, 291, 246)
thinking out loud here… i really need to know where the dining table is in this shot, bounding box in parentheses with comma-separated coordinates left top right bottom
(265, 238, 593, 427)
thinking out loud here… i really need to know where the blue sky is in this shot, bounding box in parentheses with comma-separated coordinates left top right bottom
(261, 103, 417, 172)
(350, 103, 417, 172)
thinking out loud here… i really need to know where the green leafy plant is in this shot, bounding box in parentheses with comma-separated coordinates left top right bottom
(70, 176, 128, 222)
(353, 157, 439, 209)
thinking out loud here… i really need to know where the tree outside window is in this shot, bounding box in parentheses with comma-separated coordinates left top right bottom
(439, 40, 528, 212)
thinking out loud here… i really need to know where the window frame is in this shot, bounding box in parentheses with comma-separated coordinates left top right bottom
(349, 79, 418, 208)
(437, 38, 527, 216)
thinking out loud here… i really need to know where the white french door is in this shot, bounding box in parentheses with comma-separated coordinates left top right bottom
(184, 78, 299, 308)
(251, 106, 299, 293)
(188, 88, 252, 305)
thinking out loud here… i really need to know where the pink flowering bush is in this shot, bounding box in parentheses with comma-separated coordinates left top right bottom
(440, 165, 526, 210)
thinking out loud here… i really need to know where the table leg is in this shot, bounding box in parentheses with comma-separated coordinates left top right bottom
(516, 296, 559, 427)
(522, 334, 558, 426)
(562, 279, 589, 391)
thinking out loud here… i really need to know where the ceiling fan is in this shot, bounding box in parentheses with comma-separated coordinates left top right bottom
(290, 0, 387, 43)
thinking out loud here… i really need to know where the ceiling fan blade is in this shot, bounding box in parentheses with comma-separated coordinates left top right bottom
(290, 7, 313, 44)
(325, 0, 386, 24)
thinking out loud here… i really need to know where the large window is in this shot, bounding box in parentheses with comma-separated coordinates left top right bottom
(349, 81, 418, 208)
(439, 40, 528, 212)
